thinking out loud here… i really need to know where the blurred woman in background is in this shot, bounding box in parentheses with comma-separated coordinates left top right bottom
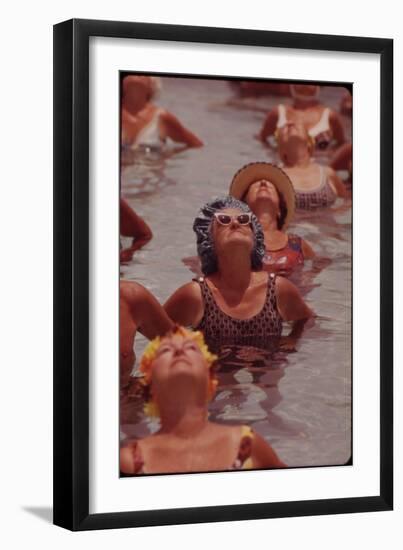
(121, 75, 203, 150)
(277, 122, 349, 209)
(258, 84, 345, 152)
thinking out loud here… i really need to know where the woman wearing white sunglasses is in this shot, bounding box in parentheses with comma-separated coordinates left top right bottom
(164, 196, 313, 355)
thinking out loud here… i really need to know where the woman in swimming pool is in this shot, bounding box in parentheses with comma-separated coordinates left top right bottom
(120, 198, 153, 263)
(165, 196, 313, 355)
(120, 326, 285, 474)
(258, 84, 345, 152)
(277, 122, 349, 209)
(121, 75, 203, 150)
(229, 162, 315, 276)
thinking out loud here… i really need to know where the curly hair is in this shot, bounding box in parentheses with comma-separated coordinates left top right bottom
(192, 196, 265, 276)
(139, 325, 218, 417)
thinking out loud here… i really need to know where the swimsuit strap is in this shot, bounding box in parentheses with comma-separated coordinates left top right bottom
(309, 165, 327, 192)
(133, 107, 164, 147)
(193, 276, 216, 310)
(128, 441, 145, 474)
(320, 164, 326, 187)
(232, 426, 255, 469)
(193, 274, 282, 350)
(277, 104, 288, 128)
(308, 107, 331, 137)
(267, 272, 278, 314)
(196, 274, 277, 320)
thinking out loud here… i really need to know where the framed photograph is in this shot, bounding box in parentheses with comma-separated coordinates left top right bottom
(53, 19, 393, 530)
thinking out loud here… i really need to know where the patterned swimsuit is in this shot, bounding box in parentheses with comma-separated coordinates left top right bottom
(295, 166, 337, 210)
(194, 274, 282, 354)
(263, 234, 304, 277)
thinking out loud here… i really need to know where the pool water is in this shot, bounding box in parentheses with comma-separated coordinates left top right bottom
(120, 77, 351, 468)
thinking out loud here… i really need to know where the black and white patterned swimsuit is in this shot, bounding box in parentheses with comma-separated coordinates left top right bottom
(295, 165, 337, 210)
(194, 274, 282, 353)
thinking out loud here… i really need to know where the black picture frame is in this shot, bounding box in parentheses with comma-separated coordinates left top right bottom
(53, 18, 393, 531)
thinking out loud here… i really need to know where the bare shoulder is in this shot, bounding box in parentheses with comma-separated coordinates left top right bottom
(120, 443, 135, 474)
(252, 270, 270, 287)
(120, 439, 146, 474)
(120, 280, 140, 300)
(159, 109, 178, 125)
(120, 281, 165, 317)
(275, 274, 294, 293)
(164, 280, 203, 326)
(301, 238, 315, 259)
(275, 274, 298, 303)
(120, 280, 149, 303)
(329, 108, 342, 121)
(324, 165, 337, 178)
(251, 431, 286, 468)
(325, 165, 347, 197)
(206, 422, 241, 447)
(264, 106, 279, 122)
(166, 280, 202, 303)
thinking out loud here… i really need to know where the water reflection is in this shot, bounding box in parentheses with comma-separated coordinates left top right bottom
(120, 78, 351, 468)
(121, 145, 189, 198)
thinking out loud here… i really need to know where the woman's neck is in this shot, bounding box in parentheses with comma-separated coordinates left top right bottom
(252, 206, 279, 233)
(283, 146, 311, 168)
(159, 403, 208, 438)
(215, 252, 252, 291)
(123, 96, 149, 116)
(293, 98, 320, 110)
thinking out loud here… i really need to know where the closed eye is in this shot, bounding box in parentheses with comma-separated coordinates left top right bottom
(156, 345, 173, 356)
(184, 342, 199, 352)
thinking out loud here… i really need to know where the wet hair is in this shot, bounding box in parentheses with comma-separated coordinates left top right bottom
(193, 196, 265, 276)
(241, 186, 288, 231)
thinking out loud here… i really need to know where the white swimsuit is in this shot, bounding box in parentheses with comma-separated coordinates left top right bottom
(131, 108, 165, 150)
(277, 104, 332, 149)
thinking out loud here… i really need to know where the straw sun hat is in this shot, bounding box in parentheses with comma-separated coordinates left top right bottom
(229, 162, 295, 228)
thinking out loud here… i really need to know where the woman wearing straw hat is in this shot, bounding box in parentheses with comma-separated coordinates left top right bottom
(230, 161, 315, 277)
(164, 196, 313, 355)
(120, 326, 285, 475)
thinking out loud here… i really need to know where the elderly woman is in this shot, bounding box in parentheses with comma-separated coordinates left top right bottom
(121, 75, 203, 150)
(276, 122, 349, 209)
(120, 326, 285, 474)
(230, 162, 315, 276)
(258, 84, 345, 152)
(164, 196, 313, 355)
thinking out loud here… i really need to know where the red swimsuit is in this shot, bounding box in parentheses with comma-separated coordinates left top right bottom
(262, 234, 304, 277)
